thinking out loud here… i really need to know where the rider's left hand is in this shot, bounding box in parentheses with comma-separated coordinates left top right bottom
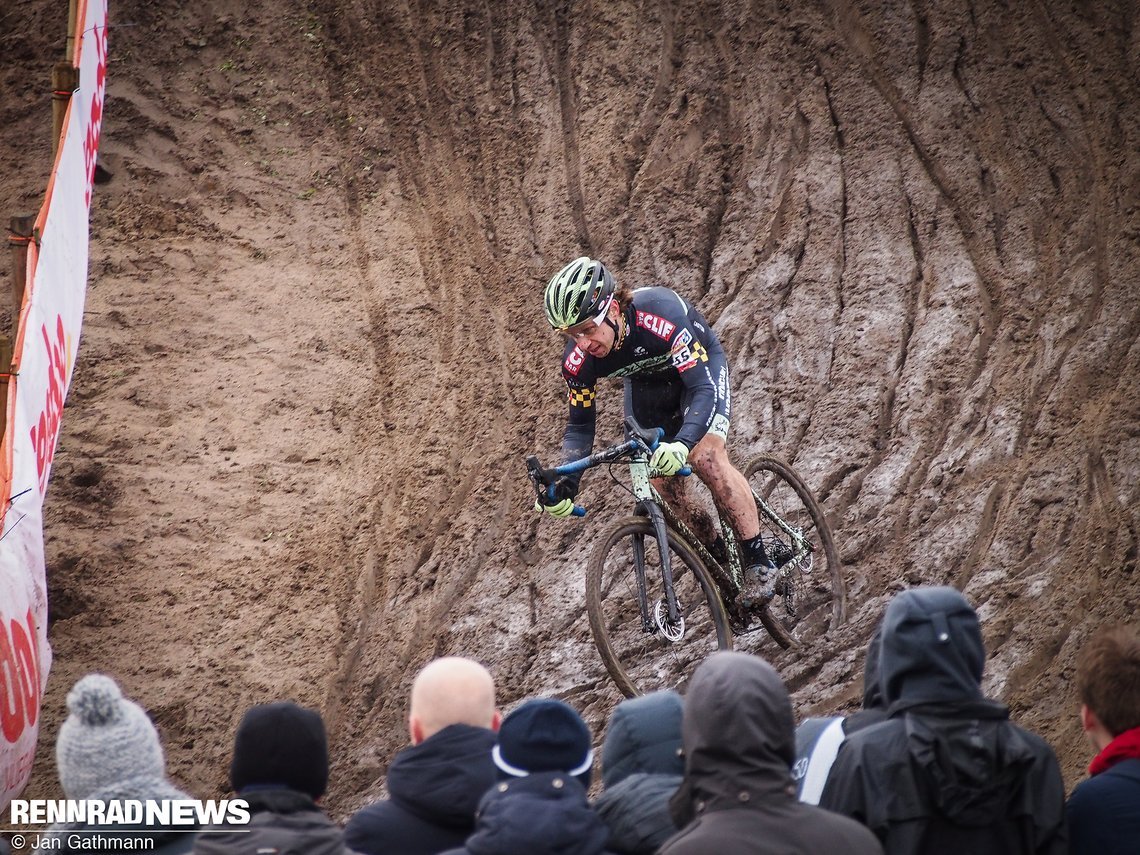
(534, 497, 575, 518)
(534, 476, 579, 518)
(650, 441, 689, 476)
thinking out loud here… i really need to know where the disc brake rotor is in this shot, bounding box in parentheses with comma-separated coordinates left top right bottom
(654, 599, 685, 642)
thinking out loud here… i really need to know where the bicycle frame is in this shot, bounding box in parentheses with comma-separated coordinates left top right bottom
(528, 423, 815, 639)
(528, 425, 686, 635)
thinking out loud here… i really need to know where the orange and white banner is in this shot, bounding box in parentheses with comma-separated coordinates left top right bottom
(0, 0, 107, 808)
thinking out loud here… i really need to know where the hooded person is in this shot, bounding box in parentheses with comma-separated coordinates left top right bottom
(34, 674, 198, 855)
(659, 652, 882, 855)
(439, 698, 615, 855)
(592, 691, 684, 854)
(793, 621, 888, 803)
(345, 657, 501, 855)
(819, 586, 1067, 855)
(192, 701, 356, 855)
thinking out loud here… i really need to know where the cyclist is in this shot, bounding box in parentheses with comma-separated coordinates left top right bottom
(536, 256, 778, 607)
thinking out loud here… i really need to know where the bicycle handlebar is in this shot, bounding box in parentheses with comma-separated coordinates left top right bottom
(526, 427, 691, 518)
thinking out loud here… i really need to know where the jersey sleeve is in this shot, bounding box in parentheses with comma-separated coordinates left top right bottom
(666, 318, 718, 448)
(559, 343, 597, 475)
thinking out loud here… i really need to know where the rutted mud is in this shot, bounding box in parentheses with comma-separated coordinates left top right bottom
(2, 0, 1137, 813)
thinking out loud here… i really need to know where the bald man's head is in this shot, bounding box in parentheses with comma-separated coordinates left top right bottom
(408, 657, 500, 744)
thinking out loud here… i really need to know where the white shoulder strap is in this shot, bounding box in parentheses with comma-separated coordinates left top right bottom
(799, 717, 847, 805)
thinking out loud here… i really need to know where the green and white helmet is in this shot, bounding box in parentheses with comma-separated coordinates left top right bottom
(543, 256, 616, 331)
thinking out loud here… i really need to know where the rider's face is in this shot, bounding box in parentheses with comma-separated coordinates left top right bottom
(564, 316, 616, 357)
(563, 302, 618, 357)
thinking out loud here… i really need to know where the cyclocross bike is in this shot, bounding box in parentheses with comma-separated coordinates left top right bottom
(527, 419, 846, 697)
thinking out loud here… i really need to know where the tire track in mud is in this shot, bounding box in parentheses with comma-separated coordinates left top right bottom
(288, 0, 386, 738)
(822, 0, 1001, 389)
(296, 0, 475, 735)
(613, 1, 679, 265)
(535, 0, 593, 252)
(308, 0, 539, 754)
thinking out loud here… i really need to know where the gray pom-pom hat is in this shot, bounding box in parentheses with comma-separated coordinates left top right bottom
(55, 674, 165, 799)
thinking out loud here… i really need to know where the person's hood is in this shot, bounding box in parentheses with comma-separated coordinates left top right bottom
(880, 586, 986, 711)
(670, 652, 793, 824)
(600, 691, 684, 788)
(387, 724, 498, 827)
(464, 771, 610, 855)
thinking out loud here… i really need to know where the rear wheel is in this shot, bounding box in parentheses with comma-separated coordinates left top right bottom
(586, 517, 732, 697)
(744, 456, 846, 648)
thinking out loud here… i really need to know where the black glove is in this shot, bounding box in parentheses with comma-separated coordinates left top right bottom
(537, 476, 579, 507)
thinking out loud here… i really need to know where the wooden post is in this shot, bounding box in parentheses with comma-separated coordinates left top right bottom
(0, 335, 11, 441)
(66, 0, 79, 60)
(51, 63, 79, 158)
(8, 215, 34, 327)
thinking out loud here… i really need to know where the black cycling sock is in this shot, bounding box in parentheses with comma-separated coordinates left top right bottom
(741, 535, 771, 566)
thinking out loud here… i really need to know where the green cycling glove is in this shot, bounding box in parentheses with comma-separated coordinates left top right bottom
(650, 441, 689, 476)
(534, 497, 575, 518)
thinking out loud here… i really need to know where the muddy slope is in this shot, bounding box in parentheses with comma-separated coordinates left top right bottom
(2, 0, 1137, 812)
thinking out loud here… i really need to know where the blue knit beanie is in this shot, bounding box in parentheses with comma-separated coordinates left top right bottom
(493, 698, 594, 788)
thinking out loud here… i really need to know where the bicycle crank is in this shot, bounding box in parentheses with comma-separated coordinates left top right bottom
(654, 599, 686, 642)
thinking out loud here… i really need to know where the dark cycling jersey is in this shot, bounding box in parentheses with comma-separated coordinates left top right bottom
(559, 286, 730, 463)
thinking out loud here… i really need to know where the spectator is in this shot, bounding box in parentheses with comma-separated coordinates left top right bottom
(193, 701, 354, 854)
(34, 674, 197, 854)
(440, 698, 614, 855)
(593, 690, 684, 854)
(820, 586, 1066, 855)
(1066, 625, 1140, 854)
(794, 622, 887, 803)
(345, 657, 501, 855)
(660, 651, 882, 855)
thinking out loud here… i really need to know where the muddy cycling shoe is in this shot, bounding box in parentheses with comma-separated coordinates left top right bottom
(739, 560, 778, 609)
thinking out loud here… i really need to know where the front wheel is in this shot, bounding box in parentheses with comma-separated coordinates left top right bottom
(744, 455, 846, 649)
(586, 517, 732, 697)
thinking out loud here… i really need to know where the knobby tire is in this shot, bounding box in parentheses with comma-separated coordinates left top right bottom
(744, 455, 846, 649)
(586, 517, 732, 697)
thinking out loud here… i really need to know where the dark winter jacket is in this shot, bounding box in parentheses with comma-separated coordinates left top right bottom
(1066, 726, 1140, 855)
(594, 692, 684, 853)
(193, 788, 355, 855)
(819, 587, 1067, 855)
(344, 724, 497, 855)
(659, 652, 883, 855)
(794, 623, 888, 803)
(438, 771, 615, 855)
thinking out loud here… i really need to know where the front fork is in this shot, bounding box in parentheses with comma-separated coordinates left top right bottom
(630, 458, 680, 631)
(632, 502, 680, 631)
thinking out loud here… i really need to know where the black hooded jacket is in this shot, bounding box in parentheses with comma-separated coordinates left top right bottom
(438, 771, 615, 855)
(659, 652, 882, 855)
(593, 691, 684, 854)
(819, 587, 1067, 855)
(344, 724, 497, 855)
